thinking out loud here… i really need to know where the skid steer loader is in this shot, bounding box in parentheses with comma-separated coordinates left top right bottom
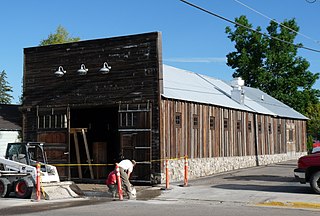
(0, 142, 82, 200)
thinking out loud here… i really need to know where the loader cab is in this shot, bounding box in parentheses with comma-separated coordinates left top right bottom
(5, 142, 47, 166)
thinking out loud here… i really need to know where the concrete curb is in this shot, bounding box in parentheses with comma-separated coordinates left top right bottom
(256, 201, 320, 210)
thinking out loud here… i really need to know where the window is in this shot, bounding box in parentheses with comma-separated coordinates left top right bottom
(175, 112, 182, 128)
(237, 120, 241, 131)
(38, 116, 44, 129)
(193, 114, 199, 129)
(224, 118, 228, 129)
(248, 121, 252, 132)
(289, 129, 294, 142)
(278, 124, 281, 134)
(268, 123, 272, 134)
(209, 116, 215, 130)
(37, 114, 67, 129)
(258, 122, 262, 133)
(120, 112, 136, 127)
(44, 115, 50, 128)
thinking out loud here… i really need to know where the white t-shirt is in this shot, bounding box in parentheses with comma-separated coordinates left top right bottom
(119, 159, 134, 173)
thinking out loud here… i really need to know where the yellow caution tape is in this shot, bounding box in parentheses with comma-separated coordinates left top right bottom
(51, 156, 187, 167)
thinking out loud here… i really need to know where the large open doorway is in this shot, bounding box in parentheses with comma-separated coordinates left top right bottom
(69, 106, 119, 180)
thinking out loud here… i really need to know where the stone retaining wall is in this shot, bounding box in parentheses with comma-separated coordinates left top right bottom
(161, 152, 306, 183)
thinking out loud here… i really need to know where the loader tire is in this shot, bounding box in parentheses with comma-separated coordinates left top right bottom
(14, 178, 33, 199)
(0, 178, 11, 198)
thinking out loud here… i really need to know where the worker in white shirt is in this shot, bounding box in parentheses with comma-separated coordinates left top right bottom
(118, 159, 136, 198)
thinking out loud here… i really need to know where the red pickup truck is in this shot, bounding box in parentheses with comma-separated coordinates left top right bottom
(294, 152, 320, 194)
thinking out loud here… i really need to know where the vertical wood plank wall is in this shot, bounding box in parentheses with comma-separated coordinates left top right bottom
(22, 32, 164, 181)
(161, 99, 306, 160)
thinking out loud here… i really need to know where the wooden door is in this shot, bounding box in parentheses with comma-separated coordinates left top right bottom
(36, 107, 69, 179)
(119, 103, 152, 183)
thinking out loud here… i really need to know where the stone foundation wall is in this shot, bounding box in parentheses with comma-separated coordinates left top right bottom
(161, 152, 306, 183)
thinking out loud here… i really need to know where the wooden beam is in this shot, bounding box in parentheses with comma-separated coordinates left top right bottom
(82, 128, 94, 179)
(72, 131, 82, 179)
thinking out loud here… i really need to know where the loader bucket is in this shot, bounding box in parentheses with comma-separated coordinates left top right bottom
(33, 181, 84, 200)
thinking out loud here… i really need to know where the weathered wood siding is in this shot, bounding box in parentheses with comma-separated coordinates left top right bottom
(160, 99, 307, 160)
(22, 32, 163, 181)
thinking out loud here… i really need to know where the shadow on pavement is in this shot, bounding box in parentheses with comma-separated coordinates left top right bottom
(223, 175, 297, 182)
(212, 183, 315, 194)
(267, 163, 297, 167)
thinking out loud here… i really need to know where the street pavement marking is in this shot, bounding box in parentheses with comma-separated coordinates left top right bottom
(257, 201, 320, 209)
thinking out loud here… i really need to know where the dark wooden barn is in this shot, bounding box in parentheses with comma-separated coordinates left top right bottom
(22, 32, 307, 184)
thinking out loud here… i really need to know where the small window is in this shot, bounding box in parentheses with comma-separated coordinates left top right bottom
(278, 124, 281, 134)
(258, 122, 262, 133)
(127, 113, 133, 126)
(38, 116, 44, 129)
(44, 115, 51, 128)
(248, 121, 252, 132)
(193, 114, 199, 129)
(56, 115, 62, 128)
(37, 114, 67, 129)
(268, 123, 272, 134)
(175, 112, 182, 128)
(224, 118, 228, 129)
(209, 116, 215, 130)
(237, 120, 241, 131)
(289, 129, 294, 142)
(120, 112, 136, 127)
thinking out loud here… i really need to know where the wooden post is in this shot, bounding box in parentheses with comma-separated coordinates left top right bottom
(72, 129, 82, 179)
(82, 129, 94, 179)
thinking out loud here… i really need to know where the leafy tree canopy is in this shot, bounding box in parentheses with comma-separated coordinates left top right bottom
(306, 103, 320, 140)
(39, 25, 80, 46)
(0, 70, 13, 104)
(225, 15, 320, 114)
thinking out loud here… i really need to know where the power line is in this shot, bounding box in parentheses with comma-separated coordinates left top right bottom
(179, 0, 320, 53)
(233, 0, 320, 45)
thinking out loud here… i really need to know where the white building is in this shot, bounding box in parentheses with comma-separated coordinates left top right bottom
(0, 104, 21, 156)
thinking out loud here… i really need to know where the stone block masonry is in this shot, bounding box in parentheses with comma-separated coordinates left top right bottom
(161, 152, 306, 183)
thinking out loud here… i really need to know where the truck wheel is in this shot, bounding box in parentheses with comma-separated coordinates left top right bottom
(0, 178, 11, 198)
(14, 179, 33, 199)
(310, 171, 320, 194)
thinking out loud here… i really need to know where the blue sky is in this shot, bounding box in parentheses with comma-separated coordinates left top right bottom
(1, 0, 320, 104)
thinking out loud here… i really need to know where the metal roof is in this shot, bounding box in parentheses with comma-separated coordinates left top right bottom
(162, 65, 308, 120)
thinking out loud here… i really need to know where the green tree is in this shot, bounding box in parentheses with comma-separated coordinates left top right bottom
(0, 70, 13, 104)
(225, 16, 320, 114)
(39, 25, 80, 46)
(306, 103, 320, 140)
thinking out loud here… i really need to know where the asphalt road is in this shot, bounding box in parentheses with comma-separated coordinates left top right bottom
(1, 159, 320, 215)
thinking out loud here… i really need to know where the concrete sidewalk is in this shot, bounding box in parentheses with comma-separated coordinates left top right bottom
(156, 159, 320, 209)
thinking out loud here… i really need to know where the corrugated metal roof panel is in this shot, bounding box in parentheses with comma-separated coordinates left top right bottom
(162, 65, 253, 112)
(162, 65, 308, 120)
(243, 87, 308, 119)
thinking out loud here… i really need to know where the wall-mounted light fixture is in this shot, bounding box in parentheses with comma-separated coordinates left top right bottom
(99, 62, 112, 74)
(54, 66, 66, 77)
(77, 64, 88, 76)
(54, 62, 112, 77)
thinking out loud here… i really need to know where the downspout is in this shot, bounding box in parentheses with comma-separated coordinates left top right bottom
(254, 113, 259, 166)
(67, 105, 71, 180)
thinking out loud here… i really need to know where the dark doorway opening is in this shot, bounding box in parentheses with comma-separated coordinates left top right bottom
(69, 106, 119, 180)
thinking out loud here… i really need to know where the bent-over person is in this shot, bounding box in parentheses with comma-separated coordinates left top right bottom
(118, 159, 136, 198)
